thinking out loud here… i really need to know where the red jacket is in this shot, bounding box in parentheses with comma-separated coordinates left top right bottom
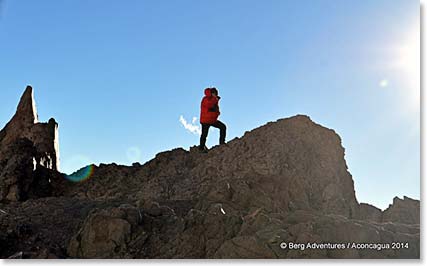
(200, 88, 220, 124)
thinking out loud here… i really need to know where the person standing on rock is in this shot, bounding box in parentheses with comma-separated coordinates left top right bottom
(199, 87, 227, 152)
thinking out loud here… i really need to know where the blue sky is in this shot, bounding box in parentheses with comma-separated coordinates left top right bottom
(0, 0, 420, 210)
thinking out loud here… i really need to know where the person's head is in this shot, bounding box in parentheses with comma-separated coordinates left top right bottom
(210, 87, 218, 97)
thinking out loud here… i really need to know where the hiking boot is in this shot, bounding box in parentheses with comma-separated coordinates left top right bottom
(198, 145, 208, 153)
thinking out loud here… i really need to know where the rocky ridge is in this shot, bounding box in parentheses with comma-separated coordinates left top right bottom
(0, 87, 420, 259)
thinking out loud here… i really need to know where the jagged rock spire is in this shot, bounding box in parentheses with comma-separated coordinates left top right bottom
(0, 85, 61, 202)
(15, 85, 39, 125)
(0, 85, 39, 143)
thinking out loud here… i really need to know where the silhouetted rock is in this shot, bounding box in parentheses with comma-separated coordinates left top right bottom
(383, 196, 420, 225)
(0, 86, 61, 201)
(59, 115, 419, 259)
(0, 87, 420, 259)
(64, 115, 360, 218)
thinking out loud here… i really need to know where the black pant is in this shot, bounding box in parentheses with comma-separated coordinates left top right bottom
(200, 120, 227, 148)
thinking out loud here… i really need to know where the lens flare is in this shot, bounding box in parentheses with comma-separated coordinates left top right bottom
(65, 165, 95, 183)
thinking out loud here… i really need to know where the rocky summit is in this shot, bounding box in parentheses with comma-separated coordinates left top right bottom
(0, 87, 420, 259)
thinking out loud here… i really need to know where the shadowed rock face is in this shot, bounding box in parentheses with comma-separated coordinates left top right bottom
(0, 86, 61, 201)
(64, 115, 360, 218)
(357, 197, 420, 225)
(0, 87, 420, 259)
(382, 196, 420, 224)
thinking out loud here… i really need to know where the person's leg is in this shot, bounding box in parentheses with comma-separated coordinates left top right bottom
(199, 123, 210, 149)
(211, 121, 227, 145)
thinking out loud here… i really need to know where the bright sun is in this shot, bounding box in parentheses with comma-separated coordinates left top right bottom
(388, 23, 420, 111)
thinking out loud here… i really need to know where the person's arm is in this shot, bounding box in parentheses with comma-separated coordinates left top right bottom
(215, 96, 221, 114)
(209, 105, 219, 112)
(204, 97, 218, 112)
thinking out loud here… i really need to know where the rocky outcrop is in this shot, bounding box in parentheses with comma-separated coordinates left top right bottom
(0, 86, 61, 201)
(64, 115, 360, 218)
(0, 86, 420, 259)
(383, 196, 420, 225)
(58, 115, 419, 259)
(357, 197, 420, 225)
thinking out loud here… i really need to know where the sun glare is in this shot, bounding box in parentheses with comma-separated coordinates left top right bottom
(388, 23, 420, 111)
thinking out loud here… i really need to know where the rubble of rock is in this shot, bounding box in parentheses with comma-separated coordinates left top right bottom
(0, 87, 420, 259)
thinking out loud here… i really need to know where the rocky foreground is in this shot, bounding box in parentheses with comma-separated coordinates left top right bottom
(0, 87, 420, 259)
